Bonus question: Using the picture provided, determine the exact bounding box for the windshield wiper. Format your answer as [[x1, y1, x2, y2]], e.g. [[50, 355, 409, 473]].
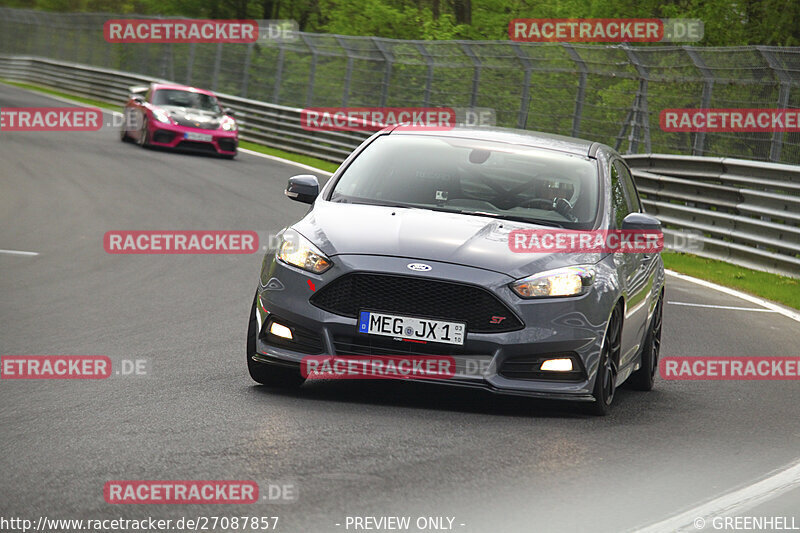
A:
[[331, 197, 413, 209], [456, 210, 565, 228]]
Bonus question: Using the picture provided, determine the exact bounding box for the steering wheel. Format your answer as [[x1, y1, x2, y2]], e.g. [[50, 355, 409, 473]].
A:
[[519, 197, 579, 223]]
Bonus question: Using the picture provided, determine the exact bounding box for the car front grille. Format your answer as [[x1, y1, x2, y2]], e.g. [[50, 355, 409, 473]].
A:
[[311, 273, 523, 333], [176, 141, 217, 153], [332, 334, 484, 356]]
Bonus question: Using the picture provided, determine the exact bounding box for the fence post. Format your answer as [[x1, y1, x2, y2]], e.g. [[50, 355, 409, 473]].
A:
[[460, 42, 481, 108], [335, 36, 354, 107], [211, 42, 222, 92], [240, 41, 254, 98], [185, 42, 195, 85], [511, 43, 532, 129], [621, 44, 651, 154], [272, 40, 285, 104], [562, 43, 588, 138], [371, 37, 393, 107], [684, 46, 714, 156], [415, 43, 434, 107], [758, 46, 790, 163], [301, 34, 317, 106]]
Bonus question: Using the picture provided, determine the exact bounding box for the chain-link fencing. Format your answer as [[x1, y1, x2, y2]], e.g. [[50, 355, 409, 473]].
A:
[[1, 7, 800, 164]]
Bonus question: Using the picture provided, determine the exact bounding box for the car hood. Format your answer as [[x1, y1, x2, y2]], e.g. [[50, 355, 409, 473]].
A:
[[158, 106, 223, 129], [292, 202, 602, 279]]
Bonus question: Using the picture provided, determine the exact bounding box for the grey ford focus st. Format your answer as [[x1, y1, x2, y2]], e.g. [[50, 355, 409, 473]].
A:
[[247, 126, 665, 415]]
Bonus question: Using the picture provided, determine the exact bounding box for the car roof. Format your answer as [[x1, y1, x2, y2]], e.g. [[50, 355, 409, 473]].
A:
[[150, 83, 216, 97], [389, 125, 605, 158]]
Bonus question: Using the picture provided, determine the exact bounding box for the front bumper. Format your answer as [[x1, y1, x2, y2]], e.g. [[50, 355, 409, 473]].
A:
[[146, 120, 238, 155], [254, 253, 613, 401]]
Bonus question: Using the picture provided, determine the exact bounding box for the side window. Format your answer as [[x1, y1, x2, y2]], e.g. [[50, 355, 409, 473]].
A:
[[609, 162, 630, 229], [614, 160, 642, 213]]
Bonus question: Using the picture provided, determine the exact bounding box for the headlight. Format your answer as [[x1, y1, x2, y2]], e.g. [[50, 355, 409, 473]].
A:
[[277, 231, 332, 274], [510, 266, 595, 298], [151, 107, 171, 124], [220, 116, 237, 131]]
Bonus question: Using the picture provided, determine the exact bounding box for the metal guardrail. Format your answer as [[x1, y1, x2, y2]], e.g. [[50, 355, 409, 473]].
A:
[[1, 55, 798, 278], [627, 155, 800, 278]]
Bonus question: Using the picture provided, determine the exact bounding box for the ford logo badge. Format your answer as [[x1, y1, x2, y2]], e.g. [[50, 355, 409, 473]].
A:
[[407, 263, 432, 272]]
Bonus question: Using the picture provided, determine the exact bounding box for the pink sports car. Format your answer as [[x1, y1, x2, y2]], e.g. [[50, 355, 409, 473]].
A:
[[121, 83, 238, 158]]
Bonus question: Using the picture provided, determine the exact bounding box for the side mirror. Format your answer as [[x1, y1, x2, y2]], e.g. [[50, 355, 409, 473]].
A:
[[131, 94, 145, 104], [621, 212, 661, 231], [223, 107, 236, 116], [285, 174, 319, 204]]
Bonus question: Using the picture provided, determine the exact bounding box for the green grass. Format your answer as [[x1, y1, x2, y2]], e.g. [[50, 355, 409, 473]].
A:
[[238, 141, 340, 173], [663, 252, 800, 310], [1, 78, 342, 173]]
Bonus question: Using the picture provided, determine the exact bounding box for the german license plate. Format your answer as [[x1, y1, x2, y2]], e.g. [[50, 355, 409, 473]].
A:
[[358, 311, 465, 345], [184, 132, 213, 141]]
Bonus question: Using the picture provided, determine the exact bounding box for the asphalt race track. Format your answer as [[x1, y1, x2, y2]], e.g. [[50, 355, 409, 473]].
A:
[[2, 83, 799, 533]]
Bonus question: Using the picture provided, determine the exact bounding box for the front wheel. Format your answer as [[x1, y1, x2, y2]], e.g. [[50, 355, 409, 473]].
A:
[[137, 117, 150, 148], [246, 293, 305, 388], [628, 293, 663, 391], [585, 304, 622, 416]]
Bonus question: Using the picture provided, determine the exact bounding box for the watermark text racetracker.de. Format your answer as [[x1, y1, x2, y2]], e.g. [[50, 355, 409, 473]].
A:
[[103, 19, 299, 43], [0, 107, 102, 131], [660, 357, 800, 380], [0, 108, 150, 132], [104, 480, 297, 504], [300, 107, 496, 132], [661, 108, 800, 132], [509, 18, 703, 42], [0, 356, 148, 379], [509, 229, 664, 254], [104, 231, 259, 254]]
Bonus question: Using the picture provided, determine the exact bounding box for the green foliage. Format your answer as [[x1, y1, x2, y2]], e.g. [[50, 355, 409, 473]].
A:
[[3, 0, 799, 45]]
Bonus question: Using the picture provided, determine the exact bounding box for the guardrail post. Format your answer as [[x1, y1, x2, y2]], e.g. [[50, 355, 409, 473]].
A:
[[334, 37, 355, 107], [372, 37, 393, 107], [758, 47, 791, 163], [415, 43, 434, 107], [684, 46, 714, 156], [460, 42, 481, 108], [562, 43, 588, 138], [511, 43, 532, 129]]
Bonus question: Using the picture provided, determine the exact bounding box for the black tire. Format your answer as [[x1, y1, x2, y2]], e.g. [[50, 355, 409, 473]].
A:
[[137, 117, 149, 148], [120, 123, 130, 142], [585, 304, 622, 416], [246, 293, 305, 388], [628, 293, 663, 391]]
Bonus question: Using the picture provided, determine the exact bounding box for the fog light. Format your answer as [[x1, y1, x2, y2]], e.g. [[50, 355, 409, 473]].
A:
[[269, 322, 293, 340], [540, 358, 573, 372]]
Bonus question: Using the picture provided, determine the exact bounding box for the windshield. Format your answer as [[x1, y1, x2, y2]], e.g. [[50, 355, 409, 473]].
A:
[[151, 89, 221, 112], [330, 134, 599, 229]]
